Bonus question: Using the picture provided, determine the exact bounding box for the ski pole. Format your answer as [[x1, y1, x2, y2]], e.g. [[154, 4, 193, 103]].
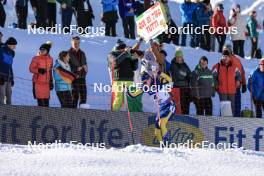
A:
[[123, 86, 135, 145], [152, 66, 163, 141]]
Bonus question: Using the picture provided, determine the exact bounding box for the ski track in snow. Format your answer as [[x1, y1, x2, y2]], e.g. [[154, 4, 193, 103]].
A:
[[0, 144, 264, 176]]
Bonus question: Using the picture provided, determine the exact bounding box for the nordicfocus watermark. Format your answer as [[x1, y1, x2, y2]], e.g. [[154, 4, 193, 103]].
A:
[[27, 140, 106, 150], [28, 24, 105, 36], [165, 24, 238, 35], [160, 140, 239, 150], [93, 82, 172, 93]]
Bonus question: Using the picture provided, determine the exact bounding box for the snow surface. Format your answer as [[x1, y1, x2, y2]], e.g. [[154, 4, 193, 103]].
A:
[[0, 144, 264, 176]]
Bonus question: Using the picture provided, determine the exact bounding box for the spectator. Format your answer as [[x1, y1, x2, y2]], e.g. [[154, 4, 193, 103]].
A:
[[47, 0, 56, 29], [73, 0, 94, 32], [53, 51, 76, 108], [101, 0, 119, 37], [194, 0, 213, 51], [228, 4, 247, 58], [157, 0, 179, 46], [170, 48, 192, 115], [191, 56, 214, 116], [248, 58, 264, 118], [179, 0, 198, 47], [68, 36, 88, 108], [247, 11, 260, 58], [0, 0, 6, 27], [15, 0, 35, 29], [29, 43, 53, 107], [212, 3, 227, 53], [223, 44, 247, 117], [0, 37, 17, 105], [108, 39, 140, 111], [212, 49, 241, 116], [31, 0, 48, 28], [56, 0, 74, 33], [118, 0, 136, 39]]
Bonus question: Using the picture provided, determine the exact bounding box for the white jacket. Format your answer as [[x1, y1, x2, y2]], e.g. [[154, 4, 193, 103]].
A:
[[228, 13, 248, 41]]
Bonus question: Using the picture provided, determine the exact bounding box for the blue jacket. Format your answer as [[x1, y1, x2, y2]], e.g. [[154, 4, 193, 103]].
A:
[[53, 60, 73, 92], [101, 0, 118, 13], [194, 2, 213, 26], [180, 2, 197, 24], [118, 0, 135, 18], [0, 44, 15, 82], [248, 68, 264, 101]]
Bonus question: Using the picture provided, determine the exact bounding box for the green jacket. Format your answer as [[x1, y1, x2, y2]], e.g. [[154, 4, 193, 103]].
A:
[[247, 17, 259, 38], [191, 65, 215, 98]]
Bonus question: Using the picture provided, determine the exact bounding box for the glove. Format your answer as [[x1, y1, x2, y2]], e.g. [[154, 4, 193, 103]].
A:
[[0, 78, 4, 85], [38, 68, 46, 75], [242, 84, 247, 93]]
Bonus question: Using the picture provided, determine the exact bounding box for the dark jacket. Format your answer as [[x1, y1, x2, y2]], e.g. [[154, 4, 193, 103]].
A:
[[0, 44, 15, 82], [73, 0, 94, 27], [248, 67, 264, 102], [194, 2, 213, 26], [108, 50, 138, 81], [118, 0, 135, 18], [56, 0, 72, 7], [134, 0, 144, 17], [191, 65, 215, 98], [170, 58, 191, 88], [15, 0, 28, 6], [68, 48, 87, 79]]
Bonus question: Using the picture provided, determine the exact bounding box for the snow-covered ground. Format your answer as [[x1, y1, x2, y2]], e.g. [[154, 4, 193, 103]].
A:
[[0, 144, 264, 176]]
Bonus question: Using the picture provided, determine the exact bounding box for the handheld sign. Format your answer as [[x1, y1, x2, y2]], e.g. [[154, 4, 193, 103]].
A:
[[136, 2, 168, 42]]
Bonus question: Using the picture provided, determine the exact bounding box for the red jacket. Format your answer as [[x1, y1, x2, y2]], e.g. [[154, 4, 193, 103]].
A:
[[212, 59, 241, 95], [211, 10, 227, 34], [29, 54, 53, 99]]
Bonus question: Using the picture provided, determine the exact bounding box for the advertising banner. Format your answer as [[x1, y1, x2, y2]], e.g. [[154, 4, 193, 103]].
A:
[[1, 106, 264, 151]]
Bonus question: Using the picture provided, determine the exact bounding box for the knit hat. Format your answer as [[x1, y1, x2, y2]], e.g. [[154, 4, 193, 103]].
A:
[[217, 3, 224, 10], [115, 39, 126, 50], [39, 43, 51, 53], [259, 58, 264, 65], [200, 56, 208, 63], [5, 37, 17, 45], [222, 49, 231, 56], [223, 44, 233, 54], [175, 48, 183, 58]]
